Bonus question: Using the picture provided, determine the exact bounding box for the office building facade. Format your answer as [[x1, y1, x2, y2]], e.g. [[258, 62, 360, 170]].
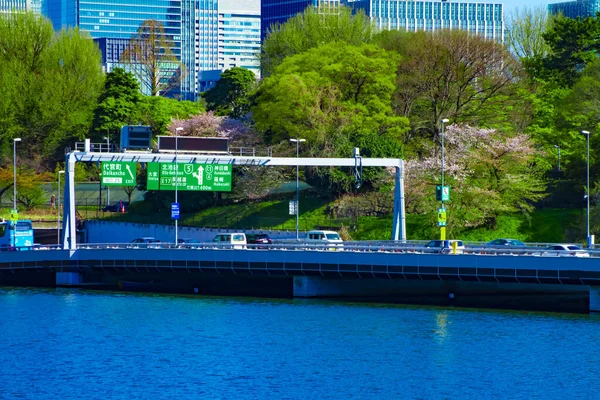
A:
[[548, 0, 600, 19], [45, 0, 260, 99], [1, 0, 41, 13], [366, 1, 503, 41], [262, 0, 504, 42]]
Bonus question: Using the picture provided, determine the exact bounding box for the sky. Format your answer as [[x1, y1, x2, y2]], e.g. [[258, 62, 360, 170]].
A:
[[502, 0, 552, 15]]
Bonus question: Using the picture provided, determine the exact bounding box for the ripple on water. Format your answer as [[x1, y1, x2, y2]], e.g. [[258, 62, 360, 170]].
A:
[[1, 288, 600, 399]]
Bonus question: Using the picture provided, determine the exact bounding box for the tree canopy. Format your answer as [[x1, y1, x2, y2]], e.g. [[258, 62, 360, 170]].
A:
[[0, 12, 104, 167], [261, 5, 374, 75], [204, 67, 256, 118]]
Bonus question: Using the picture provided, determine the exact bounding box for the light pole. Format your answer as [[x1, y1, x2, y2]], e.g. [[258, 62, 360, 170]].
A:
[[13, 138, 21, 212], [175, 127, 183, 245], [58, 170, 64, 246], [290, 137, 306, 240], [582, 130, 591, 247], [554, 145, 561, 172], [104, 136, 110, 205], [440, 119, 449, 240]]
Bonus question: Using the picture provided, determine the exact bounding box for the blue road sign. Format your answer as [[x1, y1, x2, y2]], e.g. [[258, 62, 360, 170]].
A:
[[171, 202, 180, 220]]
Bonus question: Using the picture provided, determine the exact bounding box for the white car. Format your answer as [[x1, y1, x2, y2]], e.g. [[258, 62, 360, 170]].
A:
[[540, 244, 590, 258]]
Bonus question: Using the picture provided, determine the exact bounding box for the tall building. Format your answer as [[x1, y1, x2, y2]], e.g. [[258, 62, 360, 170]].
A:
[[262, 0, 504, 42], [1, 0, 41, 13], [548, 0, 600, 19], [261, 0, 341, 40], [366, 1, 503, 41], [199, 0, 260, 92], [44, 0, 261, 99]]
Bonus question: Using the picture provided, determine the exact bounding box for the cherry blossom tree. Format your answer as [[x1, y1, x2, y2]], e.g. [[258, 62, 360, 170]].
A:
[[405, 124, 547, 232]]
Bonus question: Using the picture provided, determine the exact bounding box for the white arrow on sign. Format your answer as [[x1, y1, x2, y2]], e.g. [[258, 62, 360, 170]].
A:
[[192, 166, 204, 185], [125, 164, 135, 180]]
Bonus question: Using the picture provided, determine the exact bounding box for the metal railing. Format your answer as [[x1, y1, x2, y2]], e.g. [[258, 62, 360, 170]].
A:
[[16, 240, 600, 258]]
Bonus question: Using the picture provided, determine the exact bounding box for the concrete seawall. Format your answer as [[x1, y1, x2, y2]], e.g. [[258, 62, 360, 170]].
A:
[[2, 247, 599, 313]]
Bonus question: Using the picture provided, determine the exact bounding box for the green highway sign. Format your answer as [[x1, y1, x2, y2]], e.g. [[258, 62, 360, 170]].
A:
[[147, 163, 232, 192], [102, 162, 137, 187]]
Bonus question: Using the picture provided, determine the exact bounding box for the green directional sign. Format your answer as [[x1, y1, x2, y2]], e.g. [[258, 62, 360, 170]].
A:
[[101, 162, 137, 187], [147, 163, 232, 192]]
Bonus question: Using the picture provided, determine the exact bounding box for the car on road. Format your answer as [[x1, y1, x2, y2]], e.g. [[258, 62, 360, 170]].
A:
[[247, 233, 273, 248], [540, 244, 590, 258], [129, 237, 161, 249], [212, 233, 247, 249], [485, 238, 529, 254], [102, 201, 129, 212], [424, 240, 465, 254], [177, 238, 201, 248]]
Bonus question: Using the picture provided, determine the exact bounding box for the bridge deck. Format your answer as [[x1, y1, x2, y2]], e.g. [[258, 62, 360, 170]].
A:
[[2, 248, 600, 287]]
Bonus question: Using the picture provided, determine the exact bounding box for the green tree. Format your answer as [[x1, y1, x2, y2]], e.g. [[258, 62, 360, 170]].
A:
[[506, 6, 551, 76], [204, 67, 256, 118], [253, 43, 407, 192], [376, 29, 524, 150], [406, 125, 547, 234], [542, 13, 600, 86], [92, 68, 142, 142], [0, 12, 104, 167], [137, 96, 205, 136], [261, 5, 374, 75]]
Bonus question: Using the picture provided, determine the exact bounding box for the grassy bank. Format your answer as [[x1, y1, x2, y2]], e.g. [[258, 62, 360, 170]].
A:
[[3, 193, 583, 243], [100, 194, 583, 243]]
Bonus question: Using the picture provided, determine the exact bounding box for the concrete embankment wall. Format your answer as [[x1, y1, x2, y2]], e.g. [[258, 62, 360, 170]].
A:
[[84, 220, 297, 243]]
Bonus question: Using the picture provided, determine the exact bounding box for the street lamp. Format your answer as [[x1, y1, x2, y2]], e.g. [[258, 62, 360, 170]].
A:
[[554, 145, 561, 172], [104, 136, 111, 205], [582, 130, 591, 247], [58, 170, 65, 246], [290, 137, 306, 240], [175, 127, 183, 245], [13, 138, 21, 212], [440, 119, 450, 240]]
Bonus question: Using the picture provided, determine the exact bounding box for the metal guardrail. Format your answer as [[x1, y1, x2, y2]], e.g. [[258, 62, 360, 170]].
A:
[[16, 241, 600, 258]]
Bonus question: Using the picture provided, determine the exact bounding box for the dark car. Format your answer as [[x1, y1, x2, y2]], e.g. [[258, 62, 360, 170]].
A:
[[424, 240, 465, 254], [247, 234, 273, 248], [102, 201, 129, 212], [177, 238, 201, 248], [485, 238, 528, 255]]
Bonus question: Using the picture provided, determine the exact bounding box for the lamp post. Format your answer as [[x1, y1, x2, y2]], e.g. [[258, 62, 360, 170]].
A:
[[13, 138, 21, 212], [582, 130, 591, 247], [175, 127, 183, 245], [290, 137, 306, 240], [554, 145, 561, 172], [104, 136, 110, 205], [58, 170, 65, 246], [440, 119, 450, 240]]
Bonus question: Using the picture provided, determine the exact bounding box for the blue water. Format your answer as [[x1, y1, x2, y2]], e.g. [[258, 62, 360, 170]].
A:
[[1, 288, 600, 399]]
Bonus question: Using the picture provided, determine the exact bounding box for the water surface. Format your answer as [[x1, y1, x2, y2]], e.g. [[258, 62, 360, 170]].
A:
[[1, 288, 599, 399]]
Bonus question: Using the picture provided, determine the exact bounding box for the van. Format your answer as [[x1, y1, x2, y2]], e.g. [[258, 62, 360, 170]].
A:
[[305, 230, 343, 250], [213, 232, 247, 249]]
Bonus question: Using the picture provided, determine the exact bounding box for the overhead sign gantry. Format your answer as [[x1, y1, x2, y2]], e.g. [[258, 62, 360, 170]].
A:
[[62, 143, 406, 249]]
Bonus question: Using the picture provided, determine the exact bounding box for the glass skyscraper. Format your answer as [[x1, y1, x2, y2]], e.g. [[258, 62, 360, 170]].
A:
[[367, 1, 503, 41], [44, 0, 261, 99], [1, 0, 41, 13], [262, 0, 504, 42], [548, 0, 600, 19]]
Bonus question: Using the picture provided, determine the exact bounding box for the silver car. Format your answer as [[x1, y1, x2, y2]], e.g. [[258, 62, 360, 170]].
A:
[[540, 244, 590, 258]]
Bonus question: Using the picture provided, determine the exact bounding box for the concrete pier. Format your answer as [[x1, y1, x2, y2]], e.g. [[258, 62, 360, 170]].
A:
[[589, 287, 600, 312], [56, 272, 81, 286]]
